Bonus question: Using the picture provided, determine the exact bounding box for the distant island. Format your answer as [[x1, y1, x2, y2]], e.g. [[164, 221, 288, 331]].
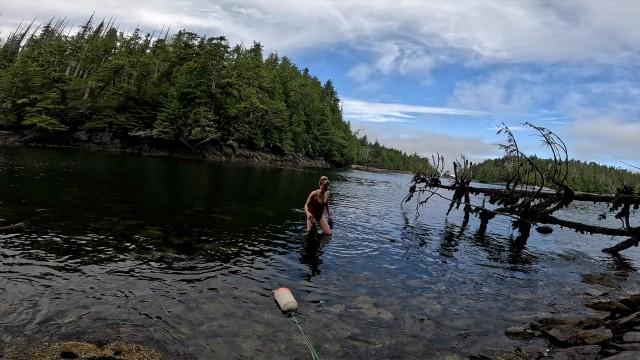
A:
[[0, 17, 428, 172]]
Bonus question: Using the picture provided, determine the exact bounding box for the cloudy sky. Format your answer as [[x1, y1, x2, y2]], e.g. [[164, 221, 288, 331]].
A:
[[2, 1, 639, 169]]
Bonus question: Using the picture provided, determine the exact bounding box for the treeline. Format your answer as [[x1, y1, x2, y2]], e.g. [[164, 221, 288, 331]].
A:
[[472, 157, 640, 194], [354, 135, 429, 172], [0, 17, 429, 171]]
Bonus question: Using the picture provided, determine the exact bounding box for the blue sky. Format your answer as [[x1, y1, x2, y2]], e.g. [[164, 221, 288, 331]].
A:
[[2, 1, 639, 169]]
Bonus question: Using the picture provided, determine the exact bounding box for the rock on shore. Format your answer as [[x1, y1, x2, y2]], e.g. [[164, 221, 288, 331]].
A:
[[500, 271, 640, 359]]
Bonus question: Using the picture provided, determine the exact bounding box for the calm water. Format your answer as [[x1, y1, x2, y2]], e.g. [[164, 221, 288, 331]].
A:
[[1, 146, 639, 359]]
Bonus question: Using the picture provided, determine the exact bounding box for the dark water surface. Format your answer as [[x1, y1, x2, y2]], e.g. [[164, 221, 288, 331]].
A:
[[1, 147, 640, 359]]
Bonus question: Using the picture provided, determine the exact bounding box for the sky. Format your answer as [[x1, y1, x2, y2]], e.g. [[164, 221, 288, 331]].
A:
[[1, 1, 639, 170]]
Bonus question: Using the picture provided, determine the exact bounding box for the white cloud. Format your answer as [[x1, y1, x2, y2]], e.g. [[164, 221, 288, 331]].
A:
[[3, 1, 640, 76], [354, 124, 499, 168], [3, 1, 640, 167], [449, 70, 548, 115], [342, 98, 487, 123], [564, 118, 640, 163], [346, 63, 376, 83], [486, 125, 529, 132]]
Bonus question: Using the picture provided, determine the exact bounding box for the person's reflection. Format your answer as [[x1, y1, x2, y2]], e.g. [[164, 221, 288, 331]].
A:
[[299, 231, 332, 280]]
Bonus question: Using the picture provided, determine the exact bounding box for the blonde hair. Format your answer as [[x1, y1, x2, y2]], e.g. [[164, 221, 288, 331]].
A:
[[319, 176, 330, 187]]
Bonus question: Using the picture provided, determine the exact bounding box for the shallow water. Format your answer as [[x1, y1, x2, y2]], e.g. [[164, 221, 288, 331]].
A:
[[1, 146, 639, 359]]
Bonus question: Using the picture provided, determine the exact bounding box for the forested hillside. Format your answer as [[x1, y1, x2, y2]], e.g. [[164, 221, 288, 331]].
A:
[[353, 136, 429, 172], [0, 18, 428, 171], [472, 157, 640, 194]]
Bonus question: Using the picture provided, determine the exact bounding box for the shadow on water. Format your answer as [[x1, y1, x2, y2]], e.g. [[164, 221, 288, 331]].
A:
[[299, 231, 332, 280]]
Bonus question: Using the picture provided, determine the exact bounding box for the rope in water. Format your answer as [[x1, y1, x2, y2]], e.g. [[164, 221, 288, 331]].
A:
[[290, 314, 321, 360], [271, 279, 321, 360]]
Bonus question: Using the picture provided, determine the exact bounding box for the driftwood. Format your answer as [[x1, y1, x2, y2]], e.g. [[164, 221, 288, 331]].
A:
[[436, 183, 640, 204], [602, 237, 640, 254], [404, 123, 639, 254]]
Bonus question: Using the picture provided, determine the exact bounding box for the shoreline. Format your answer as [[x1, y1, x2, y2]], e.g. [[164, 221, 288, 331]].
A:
[[349, 164, 415, 174], [0, 130, 331, 169]]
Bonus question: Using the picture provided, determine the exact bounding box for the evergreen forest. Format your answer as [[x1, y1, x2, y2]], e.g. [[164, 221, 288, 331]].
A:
[[0, 17, 428, 171], [472, 157, 640, 194]]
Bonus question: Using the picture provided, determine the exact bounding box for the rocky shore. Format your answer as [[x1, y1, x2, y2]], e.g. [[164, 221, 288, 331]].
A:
[[0, 129, 331, 168], [495, 272, 640, 360]]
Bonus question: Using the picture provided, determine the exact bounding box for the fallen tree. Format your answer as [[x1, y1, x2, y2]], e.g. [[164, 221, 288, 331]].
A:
[[403, 122, 639, 254]]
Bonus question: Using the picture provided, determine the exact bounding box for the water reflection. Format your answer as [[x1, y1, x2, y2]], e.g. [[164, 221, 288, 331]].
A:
[[440, 221, 461, 259], [2, 147, 639, 358], [299, 232, 332, 280], [607, 253, 637, 272]]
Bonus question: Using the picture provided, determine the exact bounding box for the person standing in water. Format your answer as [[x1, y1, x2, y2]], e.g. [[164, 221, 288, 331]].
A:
[[304, 176, 332, 235]]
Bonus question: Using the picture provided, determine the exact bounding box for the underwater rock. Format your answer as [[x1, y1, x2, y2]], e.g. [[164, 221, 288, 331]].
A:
[[622, 332, 640, 343], [535, 225, 553, 234], [552, 345, 600, 360], [505, 325, 537, 339], [615, 311, 640, 329], [25, 341, 162, 360], [585, 299, 631, 314], [618, 293, 640, 310], [544, 325, 580, 347], [582, 274, 618, 289], [576, 326, 612, 345], [602, 351, 640, 360]]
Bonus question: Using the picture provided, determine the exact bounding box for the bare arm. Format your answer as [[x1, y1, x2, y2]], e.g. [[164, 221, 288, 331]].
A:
[[324, 191, 331, 218]]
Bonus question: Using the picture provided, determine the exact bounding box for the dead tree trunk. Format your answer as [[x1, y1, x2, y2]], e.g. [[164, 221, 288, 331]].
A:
[[404, 122, 639, 254]]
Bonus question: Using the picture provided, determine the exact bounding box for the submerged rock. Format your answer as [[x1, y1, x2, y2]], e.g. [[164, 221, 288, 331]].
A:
[[622, 332, 640, 343], [494, 346, 549, 360], [25, 341, 162, 360], [582, 274, 619, 288], [505, 325, 537, 339], [619, 293, 640, 310], [603, 351, 640, 359], [552, 345, 600, 360], [577, 326, 612, 344], [535, 225, 553, 234], [612, 342, 640, 351], [615, 311, 640, 329], [544, 325, 580, 347], [536, 314, 606, 331], [585, 299, 631, 314], [352, 295, 394, 320]]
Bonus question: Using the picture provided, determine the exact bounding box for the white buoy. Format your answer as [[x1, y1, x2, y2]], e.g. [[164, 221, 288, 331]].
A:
[[274, 287, 298, 312]]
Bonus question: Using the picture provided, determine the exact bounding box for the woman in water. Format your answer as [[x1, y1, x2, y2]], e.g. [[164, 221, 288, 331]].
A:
[[304, 176, 332, 235]]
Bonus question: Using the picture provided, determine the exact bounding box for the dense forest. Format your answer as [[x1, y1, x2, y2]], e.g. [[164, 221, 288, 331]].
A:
[[353, 135, 430, 172], [472, 157, 640, 194], [0, 17, 428, 171]]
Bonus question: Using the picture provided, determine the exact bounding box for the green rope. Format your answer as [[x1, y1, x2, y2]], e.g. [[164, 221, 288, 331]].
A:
[[271, 278, 321, 359], [290, 314, 321, 360]]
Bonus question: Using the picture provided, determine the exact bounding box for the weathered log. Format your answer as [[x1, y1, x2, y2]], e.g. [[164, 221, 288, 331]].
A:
[[407, 125, 639, 254], [540, 215, 640, 237], [431, 184, 640, 204], [414, 184, 640, 248], [603, 237, 640, 254]]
